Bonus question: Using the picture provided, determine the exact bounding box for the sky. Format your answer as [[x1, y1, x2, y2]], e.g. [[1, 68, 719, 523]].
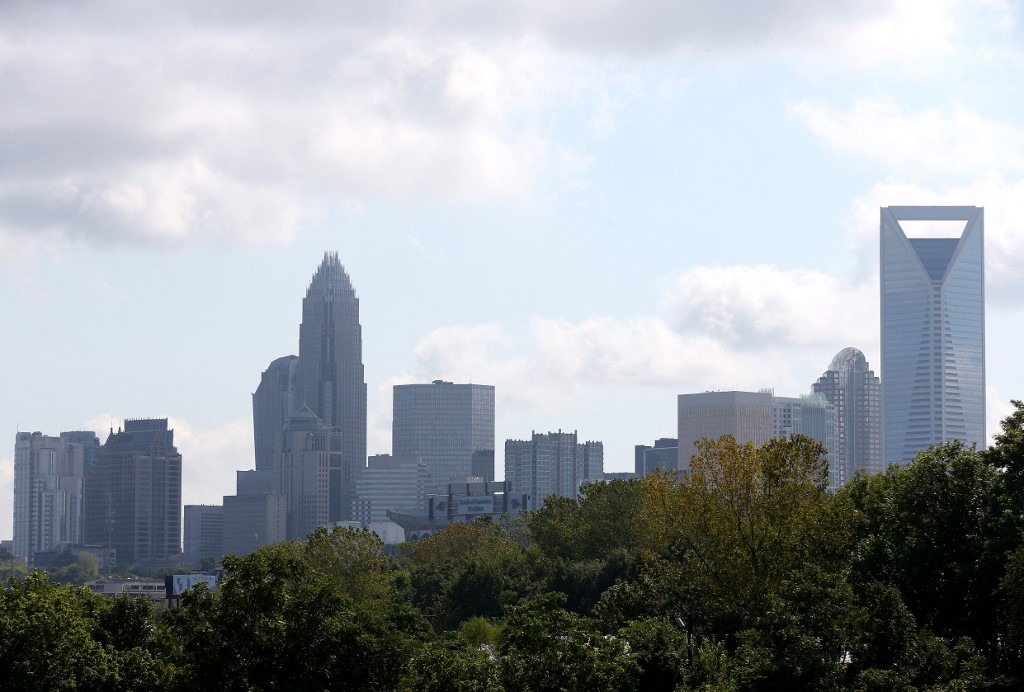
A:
[[2, 1, 1023, 540]]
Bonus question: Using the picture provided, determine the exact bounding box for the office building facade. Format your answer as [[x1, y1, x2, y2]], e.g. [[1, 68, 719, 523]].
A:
[[13, 432, 86, 562], [392, 381, 495, 488], [634, 437, 679, 477], [83, 419, 182, 566], [222, 471, 286, 558], [881, 206, 985, 465], [351, 454, 433, 523], [183, 504, 224, 565], [504, 431, 603, 510], [296, 252, 366, 509], [812, 347, 883, 488], [677, 391, 774, 469]]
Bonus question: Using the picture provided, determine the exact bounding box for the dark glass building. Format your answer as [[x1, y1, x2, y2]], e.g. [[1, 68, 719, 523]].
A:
[[252, 355, 299, 472], [880, 206, 985, 465], [83, 419, 182, 566]]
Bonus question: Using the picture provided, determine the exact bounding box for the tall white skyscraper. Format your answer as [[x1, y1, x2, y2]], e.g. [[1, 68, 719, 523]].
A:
[[13, 432, 86, 563], [880, 206, 985, 465]]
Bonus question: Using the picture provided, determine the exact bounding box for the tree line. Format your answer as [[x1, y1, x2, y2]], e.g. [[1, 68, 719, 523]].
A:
[[3, 400, 1024, 690]]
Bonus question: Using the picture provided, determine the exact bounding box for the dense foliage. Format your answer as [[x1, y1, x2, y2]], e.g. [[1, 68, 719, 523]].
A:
[[4, 400, 1024, 690]]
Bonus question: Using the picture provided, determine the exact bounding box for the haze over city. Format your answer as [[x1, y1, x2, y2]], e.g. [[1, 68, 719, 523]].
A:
[[2, 1, 1023, 539]]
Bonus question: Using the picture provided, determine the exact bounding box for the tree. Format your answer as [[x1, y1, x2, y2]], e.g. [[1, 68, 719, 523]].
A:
[[841, 442, 1003, 653], [641, 435, 847, 632], [498, 592, 637, 691]]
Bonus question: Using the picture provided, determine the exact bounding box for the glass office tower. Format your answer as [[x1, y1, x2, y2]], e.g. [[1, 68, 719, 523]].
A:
[[880, 206, 985, 465]]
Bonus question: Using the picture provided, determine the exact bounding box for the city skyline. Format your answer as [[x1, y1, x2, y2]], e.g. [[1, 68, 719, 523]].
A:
[[2, 3, 1022, 539]]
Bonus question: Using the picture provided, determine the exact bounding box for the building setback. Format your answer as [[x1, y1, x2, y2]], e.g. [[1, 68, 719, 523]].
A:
[[83, 419, 182, 566], [13, 432, 86, 563], [392, 380, 495, 490], [812, 347, 883, 488], [295, 252, 366, 519], [504, 431, 603, 511], [880, 206, 986, 464]]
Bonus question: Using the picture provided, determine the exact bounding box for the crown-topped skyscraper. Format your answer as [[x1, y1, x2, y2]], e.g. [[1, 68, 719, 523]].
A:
[[295, 252, 367, 519]]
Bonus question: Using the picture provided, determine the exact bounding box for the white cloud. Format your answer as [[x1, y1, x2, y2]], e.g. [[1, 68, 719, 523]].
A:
[[842, 178, 1024, 302], [410, 264, 879, 416], [789, 98, 1024, 178], [0, 0, 1000, 258]]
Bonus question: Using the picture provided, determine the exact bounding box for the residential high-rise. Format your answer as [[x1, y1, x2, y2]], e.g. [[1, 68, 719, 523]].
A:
[[677, 391, 774, 469], [812, 347, 883, 488], [83, 419, 182, 566], [252, 355, 299, 472], [274, 404, 344, 540], [881, 206, 985, 465], [13, 432, 86, 563], [392, 381, 495, 489], [296, 252, 366, 515], [504, 431, 603, 510]]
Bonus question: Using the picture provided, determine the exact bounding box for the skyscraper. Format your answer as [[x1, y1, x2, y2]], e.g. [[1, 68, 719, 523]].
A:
[[252, 355, 299, 472], [13, 432, 86, 562], [677, 390, 837, 475], [296, 252, 366, 512], [812, 347, 882, 488], [504, 430, 603, 510], [83, 419, 182, 566], [880, 206, 985, 465], [677, 391, 774, 469], [392, 381, 495, 488]]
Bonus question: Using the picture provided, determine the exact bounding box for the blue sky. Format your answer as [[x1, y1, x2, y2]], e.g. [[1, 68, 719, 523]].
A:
[[2, 0, 1022, 539]]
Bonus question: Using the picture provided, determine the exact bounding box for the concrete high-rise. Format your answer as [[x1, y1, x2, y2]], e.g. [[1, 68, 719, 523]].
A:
[[677, 391, 774, 469], [504, 431, 603, 510], [253, 355, 299, 472], [392, 381, 495, 488], [678, 390, 837, 475], [296, 252, 366, 512], [83, 419, 182, 566], [812, 347, 882, 488], [881, 206, 985, 465], [13, 432, 87, 563]]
